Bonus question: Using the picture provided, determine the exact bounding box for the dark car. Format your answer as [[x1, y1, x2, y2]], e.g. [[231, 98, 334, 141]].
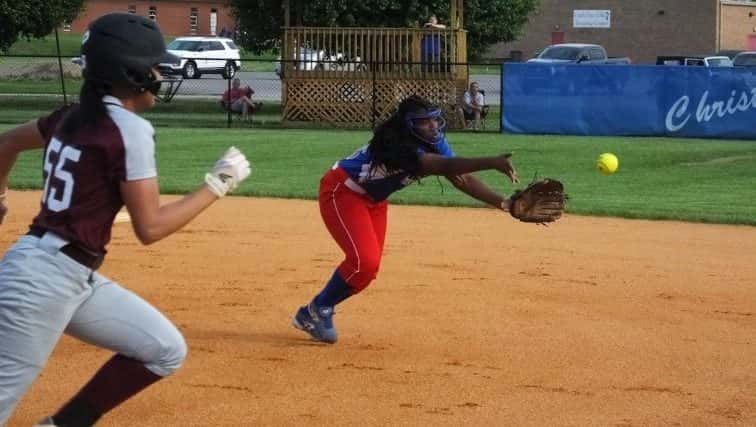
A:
[[527, 43, 630, 64], [717, 49, 745, 60], [733, 51, 756, 66]]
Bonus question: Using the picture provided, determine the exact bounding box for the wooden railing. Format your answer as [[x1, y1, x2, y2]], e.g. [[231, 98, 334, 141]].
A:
[[281, 26, 467, 80]]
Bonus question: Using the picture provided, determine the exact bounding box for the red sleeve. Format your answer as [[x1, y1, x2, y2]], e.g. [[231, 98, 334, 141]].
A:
[[222, 90, 230, 102], [36, 105, 75, 142]]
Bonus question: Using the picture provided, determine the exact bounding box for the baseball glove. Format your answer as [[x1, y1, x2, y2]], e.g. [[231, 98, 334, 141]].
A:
[[508, 178, 566, 224]]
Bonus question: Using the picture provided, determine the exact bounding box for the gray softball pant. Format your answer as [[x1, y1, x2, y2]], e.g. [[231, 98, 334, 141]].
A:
[[0, 233, 187, 424]]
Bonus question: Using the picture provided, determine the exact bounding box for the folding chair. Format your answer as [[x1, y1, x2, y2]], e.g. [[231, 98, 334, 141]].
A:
[[463, 90, 489, 130]]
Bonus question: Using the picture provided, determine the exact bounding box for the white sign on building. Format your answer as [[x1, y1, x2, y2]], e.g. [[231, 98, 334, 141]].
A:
[[573, 10, 611, 28]]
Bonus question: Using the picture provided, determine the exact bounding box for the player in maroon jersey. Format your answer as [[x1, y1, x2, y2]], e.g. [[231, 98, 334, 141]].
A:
[[0, 14, 250, 426]]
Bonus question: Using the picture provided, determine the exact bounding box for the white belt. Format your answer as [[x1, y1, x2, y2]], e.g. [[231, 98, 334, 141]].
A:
[[344, 178, 367, 195], [332, 164, 367, 195]]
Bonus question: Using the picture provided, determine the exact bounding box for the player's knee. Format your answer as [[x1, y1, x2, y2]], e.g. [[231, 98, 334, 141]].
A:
[[162, 334, 188, 374], [145, 333, 188, 376], [349, 256, 380, 291]]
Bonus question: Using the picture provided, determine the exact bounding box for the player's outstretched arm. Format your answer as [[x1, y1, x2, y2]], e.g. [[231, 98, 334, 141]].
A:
[[418, 152, 519, 183], [446, 173, 511, 212], [0, 120, 46, 224], [120, 146, 251, 245]]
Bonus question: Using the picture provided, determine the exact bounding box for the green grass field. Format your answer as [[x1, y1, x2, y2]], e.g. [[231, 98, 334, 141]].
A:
[[2, 123, 755, 225], [0, 95, 284, 128], [4, 33, 83, 56], [0, 94, 504, 130], [0, 78, 83, 95], [2, 34, 754, 225]]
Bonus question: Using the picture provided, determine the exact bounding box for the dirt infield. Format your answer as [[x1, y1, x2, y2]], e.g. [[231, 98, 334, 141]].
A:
[[3, 190, 756, 427]]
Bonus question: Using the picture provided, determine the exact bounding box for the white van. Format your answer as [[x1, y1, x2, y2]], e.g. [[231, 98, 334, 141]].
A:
[[160, 37, 241, 79]]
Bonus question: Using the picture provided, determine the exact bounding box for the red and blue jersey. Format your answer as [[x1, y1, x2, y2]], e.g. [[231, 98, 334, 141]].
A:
[[32, 95, 157, 254], [335, 136, 454, 202]]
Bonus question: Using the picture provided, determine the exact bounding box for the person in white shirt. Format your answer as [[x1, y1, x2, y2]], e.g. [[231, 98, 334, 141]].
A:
[[457, 81, 487, 130]]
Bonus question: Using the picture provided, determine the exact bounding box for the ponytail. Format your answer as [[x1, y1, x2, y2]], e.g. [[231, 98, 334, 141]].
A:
[[367, 115, 423, 178], [60, 80, 109, 139], [368, 111, 440, 179]]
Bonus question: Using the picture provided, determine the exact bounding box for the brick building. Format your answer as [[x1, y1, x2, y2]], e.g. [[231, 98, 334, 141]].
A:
[[68, 0, 236, 37], [489, 0, 756, 64]]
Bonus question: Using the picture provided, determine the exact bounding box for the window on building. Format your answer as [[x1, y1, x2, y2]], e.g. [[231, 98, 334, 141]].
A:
[[62, 21, 72, 32], [190, 8, 199, 34], [210, 8, 218, 36], [148, 6, 157, 21], [128, 5, 136, 14]]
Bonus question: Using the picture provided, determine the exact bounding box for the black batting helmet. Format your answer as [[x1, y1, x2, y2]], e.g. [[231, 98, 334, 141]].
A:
[[81, 13, 179, 95]]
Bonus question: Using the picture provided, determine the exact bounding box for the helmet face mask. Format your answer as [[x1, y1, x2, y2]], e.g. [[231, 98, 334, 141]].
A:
[[402, 102, 446, 145], [151, 74, 183, 103], [121, 67, 181, 102]]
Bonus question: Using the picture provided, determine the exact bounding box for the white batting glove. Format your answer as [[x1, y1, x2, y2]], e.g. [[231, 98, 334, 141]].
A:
[[204, 147, 251, 198]]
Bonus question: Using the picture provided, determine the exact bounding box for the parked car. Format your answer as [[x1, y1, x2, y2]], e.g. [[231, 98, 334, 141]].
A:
[[656, 55, 733, 67], [701, 56, 734, 67], [274, 48, 366, 78], [275, 47, 326, 77], [717, 49, 746, 60], [160, 36, 241, 79], [527, 43, 631, 64], [733, 51, 756, 66]]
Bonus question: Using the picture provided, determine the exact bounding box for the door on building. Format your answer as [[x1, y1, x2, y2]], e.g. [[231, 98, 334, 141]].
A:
[[210, 9, 217, 36], [748, 34, 756, 50], [551, 32, 565, 44]]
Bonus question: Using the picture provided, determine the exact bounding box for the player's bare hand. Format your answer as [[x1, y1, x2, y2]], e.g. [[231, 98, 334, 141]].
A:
[[495, 153, 519, 184]]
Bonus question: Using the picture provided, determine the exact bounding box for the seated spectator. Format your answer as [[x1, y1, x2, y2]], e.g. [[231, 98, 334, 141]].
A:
[[221, 78, 262, 121], [456, 81, 488, 130]]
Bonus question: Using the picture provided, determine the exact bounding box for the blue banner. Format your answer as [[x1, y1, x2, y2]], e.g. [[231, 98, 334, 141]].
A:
[[502, 63, 756, 139]]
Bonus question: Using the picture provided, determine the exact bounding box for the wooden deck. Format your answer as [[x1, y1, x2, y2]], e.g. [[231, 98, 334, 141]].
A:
[[281, 27, 468, 127]]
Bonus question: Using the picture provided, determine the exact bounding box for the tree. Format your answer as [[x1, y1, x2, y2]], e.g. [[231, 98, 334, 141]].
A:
[[230, 0, 538, 60], [0, 0, 85, 52]]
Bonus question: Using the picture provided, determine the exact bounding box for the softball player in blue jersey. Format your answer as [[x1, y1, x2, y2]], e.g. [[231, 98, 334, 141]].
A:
[[293, 95, 520, 343], [0, 14, 250, 426]]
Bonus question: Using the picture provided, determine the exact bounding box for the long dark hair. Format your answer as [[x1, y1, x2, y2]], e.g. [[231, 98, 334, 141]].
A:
[[60, 80, 109, 139], [367, 95, 441, 178]]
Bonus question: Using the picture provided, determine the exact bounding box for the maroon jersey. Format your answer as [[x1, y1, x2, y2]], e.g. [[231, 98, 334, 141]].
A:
[[32, 95, 157, 254]]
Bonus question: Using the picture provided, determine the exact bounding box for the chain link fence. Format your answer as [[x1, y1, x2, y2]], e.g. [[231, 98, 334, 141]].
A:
[[0, 54, 503, 131]]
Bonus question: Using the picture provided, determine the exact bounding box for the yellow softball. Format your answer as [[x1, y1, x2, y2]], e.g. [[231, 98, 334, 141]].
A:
[[596, 153, 619, 175]]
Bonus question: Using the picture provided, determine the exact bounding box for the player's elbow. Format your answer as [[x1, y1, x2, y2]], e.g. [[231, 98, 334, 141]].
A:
[[446, 173, 469, 189], [132, 225, 164, 246], [134, 231, 159, 246]]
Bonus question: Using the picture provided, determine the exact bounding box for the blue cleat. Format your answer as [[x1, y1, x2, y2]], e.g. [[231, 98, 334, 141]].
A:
[[292, 303, 337, 343]]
